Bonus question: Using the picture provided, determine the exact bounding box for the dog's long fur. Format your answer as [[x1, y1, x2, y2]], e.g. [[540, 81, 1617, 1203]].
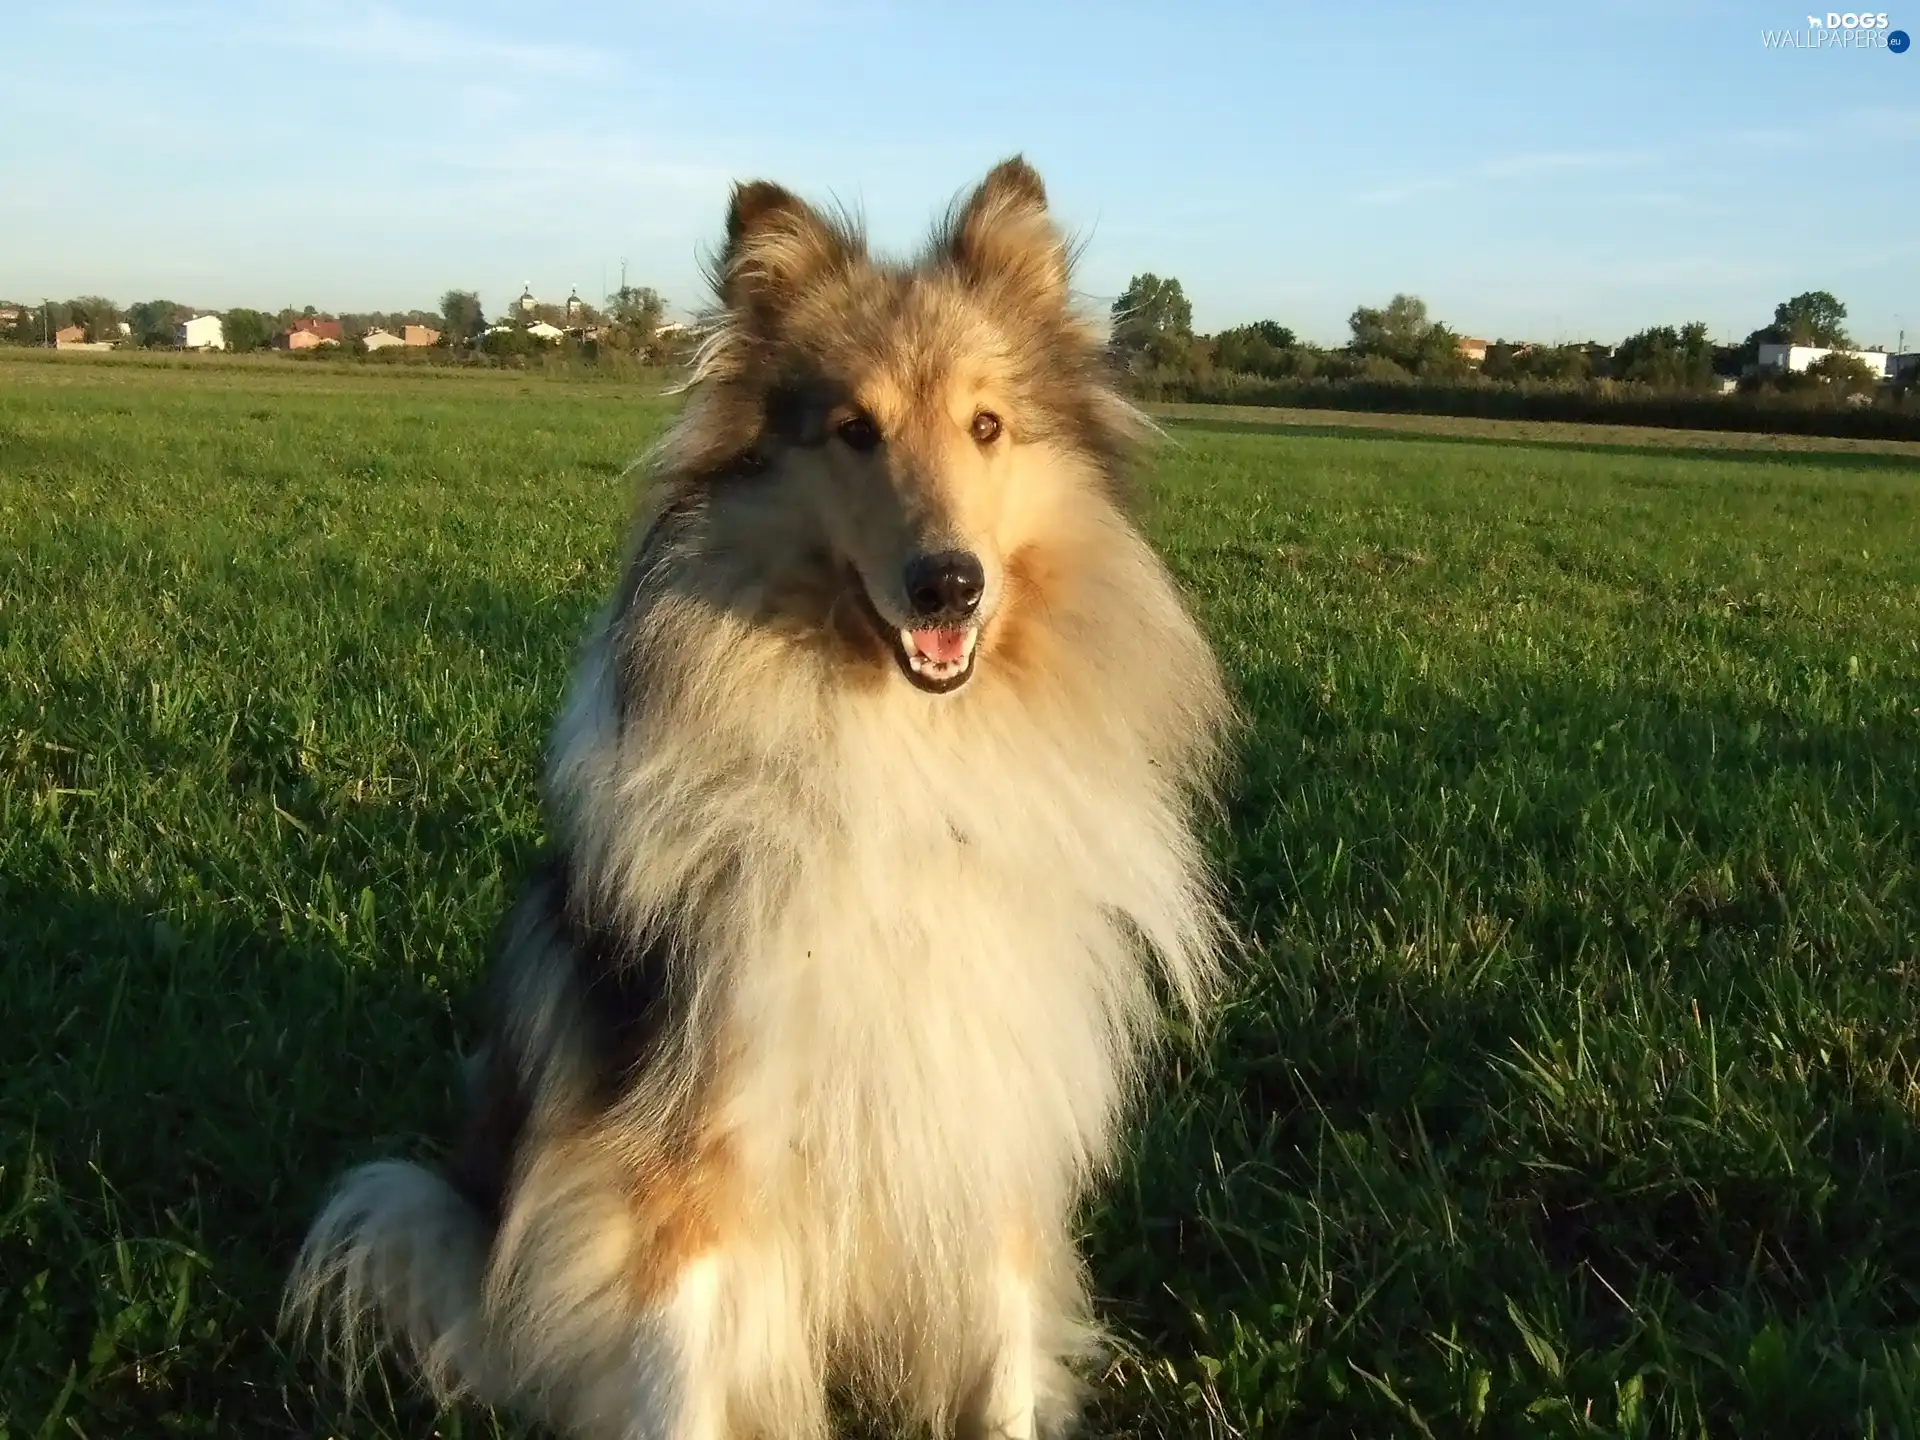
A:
[[286, 156, 1234, 1439]]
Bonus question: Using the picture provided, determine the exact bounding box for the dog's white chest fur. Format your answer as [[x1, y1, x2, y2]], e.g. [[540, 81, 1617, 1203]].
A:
[[723, 775, 1141, 1207], [745, 705, 1163, 1178]]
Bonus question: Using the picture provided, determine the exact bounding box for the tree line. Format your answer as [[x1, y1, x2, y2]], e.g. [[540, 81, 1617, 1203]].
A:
[[0, 285, 686, 365], [1108, 279, 1916, 438], [8, 273, 1909, 438], [1110, 279, 1890, 393]]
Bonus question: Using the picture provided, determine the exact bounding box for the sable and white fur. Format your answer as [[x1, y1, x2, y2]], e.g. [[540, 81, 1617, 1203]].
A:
[[286, 156, 1234, 1439]]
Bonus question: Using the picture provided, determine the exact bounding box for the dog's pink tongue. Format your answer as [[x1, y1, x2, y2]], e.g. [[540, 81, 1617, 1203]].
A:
[[911, 628, 970, 664]]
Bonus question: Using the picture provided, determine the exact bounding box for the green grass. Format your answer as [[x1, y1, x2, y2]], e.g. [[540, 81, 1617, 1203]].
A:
[[4, 351, 1919, 1438]]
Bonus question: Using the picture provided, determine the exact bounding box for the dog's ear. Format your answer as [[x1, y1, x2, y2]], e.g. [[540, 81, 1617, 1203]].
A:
[[715, 179, 858, 319], [941, 156, 1069, 308]]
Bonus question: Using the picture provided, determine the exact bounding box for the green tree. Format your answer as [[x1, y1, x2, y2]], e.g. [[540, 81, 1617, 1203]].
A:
[[1536, 341, 1597, 380], [125, 299, 183, 348], [1245, 319, 1295, 350], [66, 295, 122, 343], [1494, 342, 1596, 385], [1614, 322, 1717, 391], [1112, 274, 1193, 347], [440, 289, 487, 348], [601, 283, 665, 356], [1804, 350, 1878, 396], [1348, 294, 1432, 366], [1212, 321, 1298, 379], [1348, 295, 1472, 379], [1411, 321, 1471, 379], [1770, 290, 1849, 347], [223, 308, 276, 353], [0, 303, 43, 344], [1352, 353, 1413, 382], [481, 325, 541, 359], [1109, 274, 1196, 374], [35, 300, 73, 340]]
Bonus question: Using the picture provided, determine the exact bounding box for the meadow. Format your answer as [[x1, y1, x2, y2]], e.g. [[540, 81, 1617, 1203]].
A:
[[4, 349, 1920, 1438]]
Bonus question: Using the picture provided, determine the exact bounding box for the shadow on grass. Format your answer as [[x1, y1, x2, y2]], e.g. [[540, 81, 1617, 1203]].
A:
[[0, 547, 601, 1437], [1160, 414, 1920, 476], [0, 872, 512, 1437], [1084, 660, 1920, 1435]]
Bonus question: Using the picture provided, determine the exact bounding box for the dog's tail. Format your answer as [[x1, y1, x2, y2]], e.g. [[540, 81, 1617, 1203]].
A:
[[282, 1160, 498, 1403]]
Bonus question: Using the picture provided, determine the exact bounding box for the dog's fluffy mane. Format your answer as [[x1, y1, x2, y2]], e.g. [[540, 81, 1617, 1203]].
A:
[[287, 156, 1236, 1439]]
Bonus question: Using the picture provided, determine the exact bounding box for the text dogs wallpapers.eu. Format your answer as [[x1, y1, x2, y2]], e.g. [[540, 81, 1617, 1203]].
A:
[[286, 156, 1236, 1440]]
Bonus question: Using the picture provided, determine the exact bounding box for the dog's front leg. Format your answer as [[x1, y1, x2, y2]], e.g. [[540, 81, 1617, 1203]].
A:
[[958, 1259, 1039, 1440], [594, 1242, 824, 1440], [491, 1162, 738, 1440], [605, 1252, 731, 1440]]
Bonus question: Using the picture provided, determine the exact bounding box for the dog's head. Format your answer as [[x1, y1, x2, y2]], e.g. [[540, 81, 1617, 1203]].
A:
[[671, 157, 1140, 697]]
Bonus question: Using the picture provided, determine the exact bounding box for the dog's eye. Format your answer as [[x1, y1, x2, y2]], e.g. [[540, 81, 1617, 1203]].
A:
[[836, 414, 882, 452], [970, 410, 1003, 445]]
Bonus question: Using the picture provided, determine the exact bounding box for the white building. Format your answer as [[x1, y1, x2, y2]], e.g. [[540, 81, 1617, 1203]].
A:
[[176, 314, 226, 350], [526, 319, 565, 341], [1756, 342, 1891, 379], [361, 327, 405, 351]]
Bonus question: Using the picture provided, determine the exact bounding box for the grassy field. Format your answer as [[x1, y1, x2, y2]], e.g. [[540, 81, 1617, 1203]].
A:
[[4, 350, 1920, 1438]]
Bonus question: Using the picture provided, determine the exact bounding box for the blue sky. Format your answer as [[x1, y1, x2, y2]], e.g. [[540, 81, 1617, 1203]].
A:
[[3, 0, 1915, 347]]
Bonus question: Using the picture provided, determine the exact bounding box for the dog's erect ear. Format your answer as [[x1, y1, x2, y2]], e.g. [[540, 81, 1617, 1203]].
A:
[[942, 156, 1069, 307], [716, 179, 857, 318]]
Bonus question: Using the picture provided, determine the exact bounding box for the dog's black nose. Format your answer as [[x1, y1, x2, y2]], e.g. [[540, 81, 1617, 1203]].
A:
[[903, 551, 985, 619]]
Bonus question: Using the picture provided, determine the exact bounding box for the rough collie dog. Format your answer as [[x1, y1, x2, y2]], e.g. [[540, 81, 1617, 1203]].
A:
[[286, 156, 1233, 1439]]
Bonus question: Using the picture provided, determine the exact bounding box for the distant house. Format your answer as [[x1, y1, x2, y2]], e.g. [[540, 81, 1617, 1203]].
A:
[[1716, 376, 1740, 395], [402, 323, 441, 347], [1757, 342, 1892, 380], [526, 319, 565, 342], [655, 321, 692, 338], [1455, 336, 1490, 365], [54, 322, 117, 352], [1893, 353, 1920, 382], [361, 327, 405, 351], [0, 305, 21, 323], [176, 314, 226, 350], [279, 316, 344, 350]]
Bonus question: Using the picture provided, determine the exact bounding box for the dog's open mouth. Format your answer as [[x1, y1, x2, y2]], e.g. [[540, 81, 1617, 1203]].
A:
[[848, 570, 980, 694], [896, 624, 978, 691]]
